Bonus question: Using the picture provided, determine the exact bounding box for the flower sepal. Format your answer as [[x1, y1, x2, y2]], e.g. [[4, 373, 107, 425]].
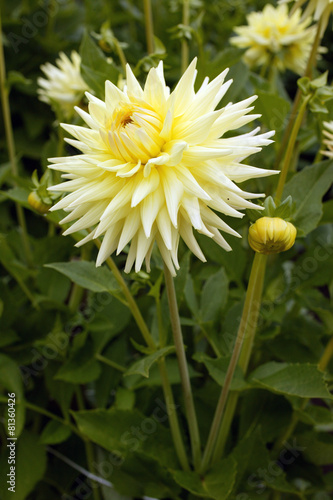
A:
[[247, 195, 294, 222], [298, 72, 333, 114]]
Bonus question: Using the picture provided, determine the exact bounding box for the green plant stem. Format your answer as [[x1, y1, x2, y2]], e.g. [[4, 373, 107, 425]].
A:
[[158, 358, 191, 471], [0, 11, 32, 267], [95, 353, 126, 372], [154, 284, 190, 470], [273, 335, 333, 456], [273, 16, 324, 173], [95, 241, 189, 470], [164, 264, 201, 470], [93, 238, 156, 350], [0, 396, 81, 437], [68, 283, 84, 314], [200, 253, 267, 473], [181, 0, 190, 74], [318, 335, 333, 372], [275, 95, 310, 203], [76, 388, 101, 500], [114, 38, 127, 74], [143, 0, 155, 54]]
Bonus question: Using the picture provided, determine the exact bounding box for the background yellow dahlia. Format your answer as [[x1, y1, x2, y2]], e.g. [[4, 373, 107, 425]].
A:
[[280, 0, 333, 23], [231, 4, 316, 74], [49, 59, 275, 275], [38, 51, 90, 119]]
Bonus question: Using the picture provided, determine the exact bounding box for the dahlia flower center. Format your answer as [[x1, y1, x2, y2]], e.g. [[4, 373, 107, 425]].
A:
[[106, 102, 165, 169]]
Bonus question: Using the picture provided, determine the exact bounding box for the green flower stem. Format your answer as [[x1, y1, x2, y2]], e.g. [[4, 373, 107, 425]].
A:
[[200, 253, 267, 473], [273, 335, 333, 456], [0, 395, 81, 437], [143, 0, 155, 54], [114, 38, 128, 74], [154, 285, 190, 470], [68, 283, 85, 314], [68, 246, 91, 314], [318, 335, 333, 372], [164, 264, 202, 470], [181, 0, 190, 74], [95, 239, 189, 470], [158, 358, 191, 471], [0, 11, 32, 267], [275, 94, 311, 203], [95, 353, 126, 372], [93, 238, 156, 350], [105, 254, 156, 349], [273, 16, 325, 172], [76, 388, 101, 500]]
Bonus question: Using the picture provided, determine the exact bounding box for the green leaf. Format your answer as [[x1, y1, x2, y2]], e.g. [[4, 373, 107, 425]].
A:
[[254, 90, 290, 139], [200, 268, 229, 322], [172, 457, 237, 499], [124, 346, 176, 378], [0, 187, 31, 208], [228, 427, 298, 495], [79, 31, 120, 98], [124, 358, 200, 389], [0, 354, 25, 436], [55, 338, 101, 383], [114, 387, 135, 410], [39, 420, 71, 445], [0, 431, 46, 500], [45, 261, 120, 294], [298, 432, 333, 465], [7, 70, 32, 91], [0, 329, 19, 347], [284, 160, 333, 236], [193, 352, 248, 390], [72, 408, 178, 468], [249, 362, 332, 399]]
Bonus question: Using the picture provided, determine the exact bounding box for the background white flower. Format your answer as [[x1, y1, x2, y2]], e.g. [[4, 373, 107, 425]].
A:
[[231, 4, 316, 74], [48, 59, 275, 275], [38, 51, 90, 119]]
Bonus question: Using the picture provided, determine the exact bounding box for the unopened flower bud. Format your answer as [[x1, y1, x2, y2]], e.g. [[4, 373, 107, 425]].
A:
[[28, 192, 51, 214], [248, 217, 296, 254]]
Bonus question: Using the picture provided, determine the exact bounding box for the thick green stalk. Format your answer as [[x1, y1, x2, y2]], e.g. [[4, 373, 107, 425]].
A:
[[164, 264, 201, 470], [275, 95, 310, 203], [181, 0, 190, 74], [200, 253, 267, 472], [0, 11, 32, 266], [154, 282, 190, 470], [158, 358, 190, 471], [143, 0, 155, 54]]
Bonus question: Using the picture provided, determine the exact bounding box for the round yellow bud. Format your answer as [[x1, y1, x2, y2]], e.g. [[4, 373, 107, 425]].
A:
[[248, 217, 297, 255], [28, 192, 51, 214]]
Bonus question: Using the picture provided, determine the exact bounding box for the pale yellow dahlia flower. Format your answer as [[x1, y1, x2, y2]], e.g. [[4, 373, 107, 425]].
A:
[[231, 4, 316, 74], [38, 51, 90, 119], [321, 121, 333, 157], [280, 0, 333, 26], [48, 59, 275, 275]]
